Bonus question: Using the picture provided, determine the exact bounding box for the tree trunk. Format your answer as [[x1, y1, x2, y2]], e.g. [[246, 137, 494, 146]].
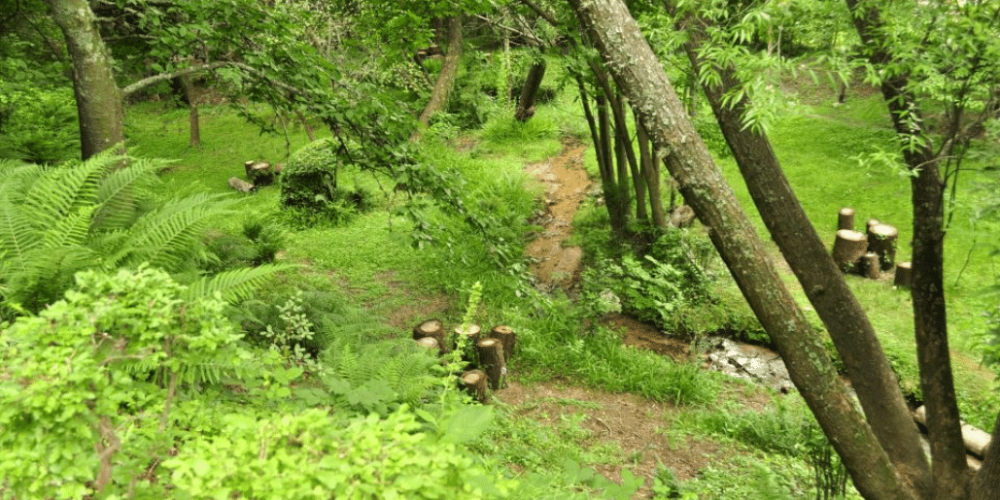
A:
[[566, 1, 916, 499], [844, 2, 969, 498], [295, 109, 315, 142], [867, 223, 898, 271], [637, 117, 667, 228], [45, 0, 124, 159], [413, 319, 448, 352], [668, 5, 932, 496], [417, 15, 462, 126], [515, 60, 547, 122], [895, 261, 913, 288], [461, 369, 489, 403], [832, 229, 868, 273], [970, 411, 1000, 500], [177, 74, 200, 147]]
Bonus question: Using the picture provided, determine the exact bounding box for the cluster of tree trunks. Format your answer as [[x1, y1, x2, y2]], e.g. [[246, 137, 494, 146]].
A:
[[412, 319, 517, 403]]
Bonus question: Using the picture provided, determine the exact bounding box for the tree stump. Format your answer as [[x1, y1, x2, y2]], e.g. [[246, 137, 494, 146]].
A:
[[866, 223, 898, 271], [454, 324, 482, 347], [413, 319, 447, 352], [861, 252, 881, 280], [832, 230, 868, 273], [838, 207, 855, 231], [866, 219, 880, 232], [415, 337, 441, 354], [460, 369, 489, 403], [489, 325, 517, 360], [245, 161, 275, 186], [228, 177, 254, 193], [895, 261, 912, 288], [476, 339, 506, 390]]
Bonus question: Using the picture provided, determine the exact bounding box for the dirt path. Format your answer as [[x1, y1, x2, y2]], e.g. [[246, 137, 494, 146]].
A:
[[523, 141, 590, 293]]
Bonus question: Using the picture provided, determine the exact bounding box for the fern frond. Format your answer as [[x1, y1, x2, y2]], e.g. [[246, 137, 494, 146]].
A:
[[3, 245, 101, 311], [42, 206, 95, 249], [181, 264, 294, 303], [93, 158, 165, 230], [24, 152, 121, 228], [122, 193, 239, 270], [0, 192, 42, 262]]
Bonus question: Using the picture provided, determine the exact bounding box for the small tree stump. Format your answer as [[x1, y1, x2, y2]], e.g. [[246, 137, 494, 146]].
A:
[[489, 325, 517, 360], [832, 229, 868, 273], [476, 338, 506, 390], [867, 223, 898, 271], [454, 324, 482, 347], [413, 319, 447, 352], [416, 337, 441, 354], [460, 369, 489, 403], [838, 207, 855, 231], [245, 161, 275, 186], [895, 261, 912, 288], [861, 252, 881, 280], [228, 177, 254, 193]]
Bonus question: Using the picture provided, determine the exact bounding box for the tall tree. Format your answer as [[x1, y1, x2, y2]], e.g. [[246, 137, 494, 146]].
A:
[[662, 2, 931, 496], [44, 0, 124, 159], [417, 15, 463, 126], [564, 0, 914, 497]]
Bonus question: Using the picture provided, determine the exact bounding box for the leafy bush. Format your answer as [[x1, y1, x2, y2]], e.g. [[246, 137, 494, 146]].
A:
[[279, 138, 339, 209], [0, 84, 79, 164], [166, 405, 515, 500], [0, 267, 284, 500]]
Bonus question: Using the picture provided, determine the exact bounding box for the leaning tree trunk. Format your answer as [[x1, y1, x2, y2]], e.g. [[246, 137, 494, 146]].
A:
[[45, 0, 124, 159], [417, 15, 463, 126], [845, 2, 970, 498], [515, 60, 547, 122], [668, 4, 932, 496], [566, 1, 915, 499]]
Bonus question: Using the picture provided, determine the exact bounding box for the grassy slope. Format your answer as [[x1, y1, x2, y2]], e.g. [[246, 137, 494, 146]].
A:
[[127, 73, 997, 497]]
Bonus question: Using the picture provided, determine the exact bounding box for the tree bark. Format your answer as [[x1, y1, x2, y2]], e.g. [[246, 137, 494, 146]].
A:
[[488, 325, 517, 360], [667, 5, 932, 495], [867, 223, 899, 271], [461, 369, 489, 403], [844, 2, 969, 498], [838, 207, 855, 231], [515, 60, 547, 122], [637, 117, 667, 228], [566, 1, 916, 499], [45, 0, 124, 159], [832, 229, 868, 273], [417, 15, 463, 126], [475, 339, 505, 390], [970, 411, 1000, 500], [895, 262, 913, 289]]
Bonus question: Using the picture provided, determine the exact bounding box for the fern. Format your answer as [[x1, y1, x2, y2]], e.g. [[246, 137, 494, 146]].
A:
[[93, 158, 164, 230], [182, 264, 294, 303]]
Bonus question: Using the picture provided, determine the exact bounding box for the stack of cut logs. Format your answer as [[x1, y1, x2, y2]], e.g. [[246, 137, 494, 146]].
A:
[[832, 207, 912, 288], [227, 160, 285, 193], [913, 405, 992, 470], [412, 319, 517, 404]]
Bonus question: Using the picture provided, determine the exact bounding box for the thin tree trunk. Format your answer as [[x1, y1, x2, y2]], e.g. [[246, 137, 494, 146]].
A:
[[417, 15, 463, 126], [637, 118, 666, 228], [179, 75, 200, 148], [669, 6, 931, 497], [294, 109, 315, 142], [613, 92, 646, 222], [844, 2, 969, 499], [515, 60, 547, 122], [969, 411, 1000, 500], [45, 0, 124, 159], [565, 1, 914, 499]]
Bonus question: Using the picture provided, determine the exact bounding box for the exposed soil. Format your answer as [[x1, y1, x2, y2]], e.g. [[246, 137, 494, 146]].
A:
[[497, 381, 722, 497], [523, 141, 590, 294]]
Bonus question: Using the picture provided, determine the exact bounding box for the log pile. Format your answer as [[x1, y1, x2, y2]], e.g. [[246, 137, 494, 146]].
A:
[[831, 208, 904, 285], [913, 405, 992, 471], [412, 319, 518, 404]]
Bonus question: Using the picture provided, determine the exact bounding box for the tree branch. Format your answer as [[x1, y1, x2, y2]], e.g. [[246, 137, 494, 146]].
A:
[[122, 61, 312, 98]]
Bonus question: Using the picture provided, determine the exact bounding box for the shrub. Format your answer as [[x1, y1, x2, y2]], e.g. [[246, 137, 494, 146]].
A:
[[279, 138, 340, 209]]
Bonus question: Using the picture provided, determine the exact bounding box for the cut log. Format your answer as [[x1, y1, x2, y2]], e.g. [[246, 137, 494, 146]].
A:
[[416, 336, 441, 353], [832, 229, 868, 273], [838, 207, 855, 231], [895, 261, 912, 288], [861, 252, 881, 280], [460, 369, 489, 403], [914, 406, 992, 458], [476, 338, 506, 390], [489, 325, 517, 360], [228, 177, 254, 193], [866, 223, 898, 271], [245, 161, 274, 186], [413, 319, 447, 352], [454, 324, 482, 348], [866, 218, 880, 231]]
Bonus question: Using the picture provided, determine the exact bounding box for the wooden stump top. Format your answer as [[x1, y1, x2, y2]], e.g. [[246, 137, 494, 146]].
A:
[[868, 223, 898, 240], [836, 229, 866, 242], [416, 337, 440, 349], [461, 370, 485, 385]]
